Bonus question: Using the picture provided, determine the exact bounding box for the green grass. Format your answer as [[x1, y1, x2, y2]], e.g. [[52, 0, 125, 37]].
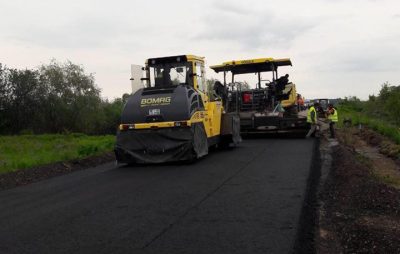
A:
[[0, 134, 115, 174], [338, 106, 400, 144]]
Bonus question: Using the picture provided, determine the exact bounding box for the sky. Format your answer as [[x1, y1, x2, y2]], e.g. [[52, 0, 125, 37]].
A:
[[0, 0, 399, 100]]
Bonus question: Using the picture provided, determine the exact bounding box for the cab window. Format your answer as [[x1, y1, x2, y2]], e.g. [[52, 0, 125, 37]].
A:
[[196, 62, 206, 92], [148, 62, 193, 87]]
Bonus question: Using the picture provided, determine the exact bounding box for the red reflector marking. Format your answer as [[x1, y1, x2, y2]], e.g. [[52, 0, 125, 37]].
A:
[[243, 93, 252, 103]]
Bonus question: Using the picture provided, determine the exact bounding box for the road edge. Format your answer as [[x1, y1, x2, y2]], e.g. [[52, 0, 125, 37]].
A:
[[293, 138, 322, 254]]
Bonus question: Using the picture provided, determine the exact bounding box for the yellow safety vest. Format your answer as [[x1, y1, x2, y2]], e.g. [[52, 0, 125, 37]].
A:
[[307, 106, 317, 123], [328, 108, 338, 122]]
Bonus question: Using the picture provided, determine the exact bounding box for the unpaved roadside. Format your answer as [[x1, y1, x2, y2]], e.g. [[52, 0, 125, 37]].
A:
[[316, 128, 400, 253]]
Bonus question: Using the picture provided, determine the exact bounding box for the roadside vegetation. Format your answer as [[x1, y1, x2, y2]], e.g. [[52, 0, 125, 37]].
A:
[[0, 60, 123, 173], [338, 82, 400, 144], [0, 60, 129, 135], [0, 134, 114, 174]]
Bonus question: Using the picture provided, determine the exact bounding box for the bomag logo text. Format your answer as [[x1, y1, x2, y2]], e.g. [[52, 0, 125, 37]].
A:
[[240, 60, 254, 64], [141, 97, 171, 107]]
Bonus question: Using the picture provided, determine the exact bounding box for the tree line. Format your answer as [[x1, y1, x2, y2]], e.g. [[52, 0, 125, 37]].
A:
[[0, 60, 129, 135]]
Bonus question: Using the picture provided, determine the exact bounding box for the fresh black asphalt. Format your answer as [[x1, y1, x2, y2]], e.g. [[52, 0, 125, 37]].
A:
[[0, 139, 315, 254]]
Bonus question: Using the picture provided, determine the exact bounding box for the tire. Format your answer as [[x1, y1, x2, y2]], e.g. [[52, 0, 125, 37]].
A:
[[192, 123, 208, 158]]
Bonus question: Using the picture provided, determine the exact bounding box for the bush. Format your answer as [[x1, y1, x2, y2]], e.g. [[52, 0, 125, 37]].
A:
[[338, 96, 400, 145], [19, 129, 34, 135]]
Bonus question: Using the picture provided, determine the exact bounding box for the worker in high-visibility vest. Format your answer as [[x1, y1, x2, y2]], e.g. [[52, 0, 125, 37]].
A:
[[306, 102, 319, 138], [327, 104, 338, 138]]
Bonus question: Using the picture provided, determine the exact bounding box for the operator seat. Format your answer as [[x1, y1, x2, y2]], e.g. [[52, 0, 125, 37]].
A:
[[213, 81, 227, 102]]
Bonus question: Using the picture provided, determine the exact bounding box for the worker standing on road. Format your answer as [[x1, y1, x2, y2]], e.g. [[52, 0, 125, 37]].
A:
[[326, 104, 338, 138], [306, 102, 319, 138]]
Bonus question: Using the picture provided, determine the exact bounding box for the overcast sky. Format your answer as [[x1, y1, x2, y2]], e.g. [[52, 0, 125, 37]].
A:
[[1, 0, 399, 100]]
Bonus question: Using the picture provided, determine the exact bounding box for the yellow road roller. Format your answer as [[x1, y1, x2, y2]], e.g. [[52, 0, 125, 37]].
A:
[[115, 55, 241, 164]]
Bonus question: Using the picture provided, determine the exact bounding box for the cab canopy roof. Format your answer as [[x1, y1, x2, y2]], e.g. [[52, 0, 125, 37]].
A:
[[146, 55, 205, 65], [210, 57, 292, 74]]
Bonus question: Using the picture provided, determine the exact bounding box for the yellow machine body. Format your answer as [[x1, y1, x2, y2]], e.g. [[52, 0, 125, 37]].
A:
[[115, 55, 240, 163]]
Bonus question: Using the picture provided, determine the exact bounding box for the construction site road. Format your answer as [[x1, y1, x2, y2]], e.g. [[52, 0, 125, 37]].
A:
[[0, 138, 316, 254]]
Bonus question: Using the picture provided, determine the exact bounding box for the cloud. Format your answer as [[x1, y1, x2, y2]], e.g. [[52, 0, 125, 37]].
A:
[[6, 15, 138, 49], [311, 33, 400, 73], [193, 4, 317, 50], [1, 0, 399, 100], [212, 0, 256, 15]]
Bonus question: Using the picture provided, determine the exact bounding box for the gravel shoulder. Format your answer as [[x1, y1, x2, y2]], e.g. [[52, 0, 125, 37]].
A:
[[316, 128, 400, 253]]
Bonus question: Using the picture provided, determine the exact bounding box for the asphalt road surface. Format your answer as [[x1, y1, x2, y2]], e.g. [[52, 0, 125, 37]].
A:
[[0, 139, 315, 254]]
